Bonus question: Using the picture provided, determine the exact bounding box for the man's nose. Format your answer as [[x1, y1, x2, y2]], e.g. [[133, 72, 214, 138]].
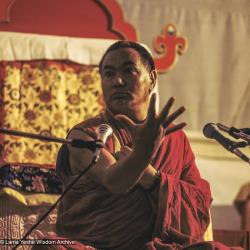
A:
[[113, 75, 125, 87]]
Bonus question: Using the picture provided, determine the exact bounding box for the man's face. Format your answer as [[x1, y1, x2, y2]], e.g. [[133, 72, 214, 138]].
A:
[[100, 47, 154, 121]]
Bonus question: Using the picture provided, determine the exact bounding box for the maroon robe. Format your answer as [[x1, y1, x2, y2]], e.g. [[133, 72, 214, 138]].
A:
[[55, 112, 241, 250]]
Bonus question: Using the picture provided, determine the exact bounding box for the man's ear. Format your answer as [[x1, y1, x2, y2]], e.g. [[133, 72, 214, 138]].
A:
[[149, 69, 157, 92]]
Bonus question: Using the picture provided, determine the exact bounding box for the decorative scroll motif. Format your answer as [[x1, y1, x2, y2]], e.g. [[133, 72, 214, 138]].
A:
[[98, 0, 137, 41], [0, 61, 104, 166], [0, 194, 57, 249], [0, 0, 13, 22], [153, 24, 188, 73]]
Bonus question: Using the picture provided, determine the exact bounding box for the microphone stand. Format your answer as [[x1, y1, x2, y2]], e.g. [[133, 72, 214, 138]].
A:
[[217, 123, 250, 143], [0, 128, 102, 249], [216, 124, 250, 164], [0, 128, 101, 151], [215, 124, 250, 164]]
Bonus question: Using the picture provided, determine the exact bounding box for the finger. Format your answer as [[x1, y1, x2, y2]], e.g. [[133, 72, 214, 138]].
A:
[[157, 97, 175, 124], [146, 93, 157, 122], [165, 122, 186, 135], [163, 106, 186, 128], [113, 151, 125, 160], [115, 114, 136, 131], [120, 145, 132, 154]]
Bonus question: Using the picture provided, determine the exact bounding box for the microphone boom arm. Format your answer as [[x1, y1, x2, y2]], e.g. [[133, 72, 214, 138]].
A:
[[0, 128, 102, 151]]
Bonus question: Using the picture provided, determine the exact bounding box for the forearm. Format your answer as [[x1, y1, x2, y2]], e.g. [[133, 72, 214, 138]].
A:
[[69, 144, 154, 194], [137, 165, 160, 189], [68, 129, 160, 194], [113, 146, 160, 190], [103, 149, 152, 193]]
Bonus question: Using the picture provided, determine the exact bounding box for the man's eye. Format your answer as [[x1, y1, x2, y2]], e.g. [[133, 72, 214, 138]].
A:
[[124, 67, 137, 74], [104, 71, 114, 78]]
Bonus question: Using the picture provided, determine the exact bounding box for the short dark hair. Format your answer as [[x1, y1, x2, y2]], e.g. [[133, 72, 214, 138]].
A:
[[99, 40, 155, 73]]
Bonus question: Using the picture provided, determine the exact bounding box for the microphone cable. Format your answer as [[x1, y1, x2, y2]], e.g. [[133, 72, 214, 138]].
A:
[[12, 152, 98, 250]]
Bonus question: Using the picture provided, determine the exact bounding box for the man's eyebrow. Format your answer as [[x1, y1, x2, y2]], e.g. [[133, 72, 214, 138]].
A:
[[102, 61, 137, 71], [122, 61, 136, 67], [102, 65, 114, 71]]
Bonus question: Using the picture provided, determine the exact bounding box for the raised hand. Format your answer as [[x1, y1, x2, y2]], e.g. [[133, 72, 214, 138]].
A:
[[115, 93, 186, 159]]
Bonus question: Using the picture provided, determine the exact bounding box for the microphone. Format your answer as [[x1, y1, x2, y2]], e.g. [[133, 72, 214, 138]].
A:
[[203, 123, 250, 164], [217, 123, 250, 142], [93, 124, 113, 162]]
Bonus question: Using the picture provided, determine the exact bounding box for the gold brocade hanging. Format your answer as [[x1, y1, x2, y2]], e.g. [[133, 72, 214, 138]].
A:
[[0, 60, 104, 166]]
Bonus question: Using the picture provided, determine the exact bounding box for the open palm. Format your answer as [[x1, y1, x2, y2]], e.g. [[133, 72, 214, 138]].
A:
[[115, 93, 186, 159]]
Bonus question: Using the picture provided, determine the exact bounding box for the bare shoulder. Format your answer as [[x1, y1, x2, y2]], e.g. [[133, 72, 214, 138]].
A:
[[66, 114, 116, 176], [68, 114, 105, 140]]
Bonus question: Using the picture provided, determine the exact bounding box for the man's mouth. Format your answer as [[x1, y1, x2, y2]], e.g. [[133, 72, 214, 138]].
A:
[[111, 92, 131, 100]]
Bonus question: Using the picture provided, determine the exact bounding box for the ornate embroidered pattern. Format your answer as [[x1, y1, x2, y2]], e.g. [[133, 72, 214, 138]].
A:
[[0, 164, 62, 194], [0, 60, 104, 165]]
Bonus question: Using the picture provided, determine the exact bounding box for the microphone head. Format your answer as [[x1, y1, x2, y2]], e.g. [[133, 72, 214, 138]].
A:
[[203, 123, 217, 139], [96, 124, 113, 143]]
